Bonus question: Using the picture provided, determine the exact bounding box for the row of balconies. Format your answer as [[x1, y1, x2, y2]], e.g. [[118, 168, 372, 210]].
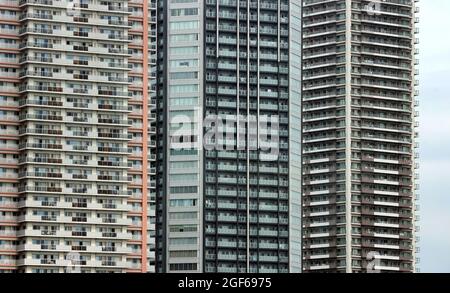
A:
[[206, 10, 289, 23], [204, 87, 289, 99], [354, 79, 412, 91], [359, 36, 412, 49], [360, 207, 413, 218], [17, 214, 131, 226], [204, 100, 289, 114], [206, 49, 289, 62], [18, 156, 128, 167], [205, 253, 288, 263], [359, 140, 413, 153], [360, 241, 413, 251], [205, 176, 289, 186], [358, 26, 412, 39], [0, 114, 19, 122], [15, 258, 128, 268], [18, 183, 130, 195], [205, 35, 289, 48], [361, 164, 412, 175], [205, 240, 289, 250], [206, 164, 289, 174], [18, 143, 129, 154], [205, 202, 288, 212], [205, 23, 289, 36], [208, 62, 289, 73], [19, 26, 129, 42], [17, 199, 129, 212], [18, 84, 128, 97], [19, 128, 130, 138], [302, 14, 343, 28], [205, 189, 288, 200], [359, 175, 412, 186], [357, 132, 412, 144], [361, 230, 413, 240], [19, 100, 133, 114], [17, 171, 130, 182], [19, 71, 129, 84], [20, 55, 129, 71], [302, 4, 344, 17], [17, 228, 129, 240], [356, 4, 414, 18], [205, 227, 288, 238], [19, 42, 128, 56], [205, 150, 289, 161], [18, 0, 129, 12], [359, 14, 413, 28], [221, 1, 289, 11], [0, 172, 18, 181], [360, 154, 412, 165], [360, 219, 413, 229], [302, 164, 337, 174]]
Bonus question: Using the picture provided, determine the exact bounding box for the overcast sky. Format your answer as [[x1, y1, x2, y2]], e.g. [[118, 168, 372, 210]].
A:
[[417, 0, 450, 273]]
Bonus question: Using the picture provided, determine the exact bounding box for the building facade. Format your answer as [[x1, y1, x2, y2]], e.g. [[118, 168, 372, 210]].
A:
[[126, 0, 157, 273], [154, 0, 302, 273], [0, 0, 418, 273], [301, 0, 419, 272], [0, 0, 158, 272]]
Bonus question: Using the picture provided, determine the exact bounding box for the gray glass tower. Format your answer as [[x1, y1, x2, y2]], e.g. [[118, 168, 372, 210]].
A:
[[155, 0, 302, 273]]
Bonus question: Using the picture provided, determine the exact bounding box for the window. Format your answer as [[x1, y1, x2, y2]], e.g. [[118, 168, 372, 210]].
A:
[[170, 97, 198, 106], [170, 46, 198, 55], [169, 263, 197, 271], [170, 186, 198, 194], [171, 8, 198, 16], [170, 33, 198, 42], [170, 21, 199, 30], [170, 84, 198, 94], [169, 250, 197, 258], [169, 237, 197, 245], [170, 59, 198, 68], [169, 225, 198, 233], [170, 161, 197, 169], [170, 0, 197, 3], [170, 149, 198, 156], [171, 174, 198, 182], [169, 110, 196, 122], [169, 199, 197, 207], [170, 72, 198, 80]]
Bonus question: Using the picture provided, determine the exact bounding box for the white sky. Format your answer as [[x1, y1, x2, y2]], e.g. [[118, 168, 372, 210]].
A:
[[417, 0, 450, 273]]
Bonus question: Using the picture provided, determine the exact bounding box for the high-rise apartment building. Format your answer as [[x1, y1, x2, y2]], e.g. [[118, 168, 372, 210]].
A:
[[126, 0, 157, 273], [301, 0, 419, 272], [154, 0, 302, 273], [0, 0, 418, 274], [0, 0, 158, 273]]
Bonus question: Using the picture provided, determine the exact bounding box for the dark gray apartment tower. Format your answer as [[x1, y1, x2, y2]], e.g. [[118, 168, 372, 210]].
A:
[[155, 0, 302, 273], [301, 0, 419, 272]]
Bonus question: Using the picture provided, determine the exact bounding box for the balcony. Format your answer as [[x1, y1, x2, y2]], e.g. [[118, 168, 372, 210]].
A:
[[97, 175, 128, 182], [20, 114, 63, 121], [19, 172, 62, 179], [98, 160, 127, 167], [20, 186, 62, 193], [19, 99, 63, 107], [19, 128, 63, 136]]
